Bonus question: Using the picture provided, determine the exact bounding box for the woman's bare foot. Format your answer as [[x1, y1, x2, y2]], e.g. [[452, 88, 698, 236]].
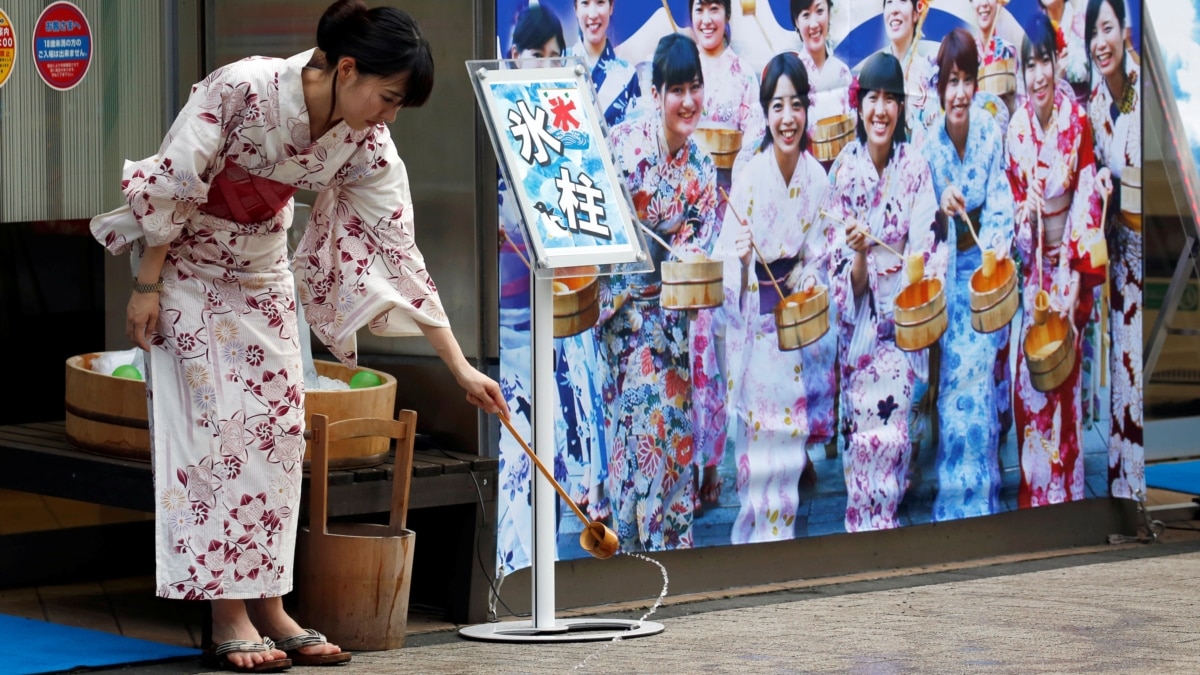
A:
[[211, 599, 289, 669], [246, 597, 343, 659]]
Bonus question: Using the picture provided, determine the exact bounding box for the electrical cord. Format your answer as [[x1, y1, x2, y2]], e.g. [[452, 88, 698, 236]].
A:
[[431, 447, 530, 622]]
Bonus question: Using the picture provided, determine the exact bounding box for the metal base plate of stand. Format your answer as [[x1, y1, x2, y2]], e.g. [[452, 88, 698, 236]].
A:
[[458, 618, 664, 643]]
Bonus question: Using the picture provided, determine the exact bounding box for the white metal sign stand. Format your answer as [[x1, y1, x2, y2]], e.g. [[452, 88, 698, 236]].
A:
[[460, 59, 662, 643]]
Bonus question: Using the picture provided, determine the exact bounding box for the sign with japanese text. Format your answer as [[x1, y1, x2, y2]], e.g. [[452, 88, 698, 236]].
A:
[[474, 64, 644, 269], [32, 1, 92, 91], [0, 9, 14, 89]]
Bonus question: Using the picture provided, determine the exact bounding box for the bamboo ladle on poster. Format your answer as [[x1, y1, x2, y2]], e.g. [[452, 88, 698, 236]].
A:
[[720, 187, 787, 305], [820, 209, 922, 283]]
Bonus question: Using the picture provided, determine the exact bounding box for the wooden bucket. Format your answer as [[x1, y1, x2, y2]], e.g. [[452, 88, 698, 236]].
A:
[[969, 255, 1019, 333], [65, 353, 150, 460], [1023, 313, 1077, 392], [979, 58, 1017, 96], [811, 114, 854, 162], [297, 412, 416, 651], [552, 269, 600, 338], [693, 127, 743, 170], [661, 259, 723, 310], [894, 278, 947, 351], [773, 286, 830, 351], [1120, 166, 1142, 233], [304, 361, 397, 469], [64, 353, 395, 468]]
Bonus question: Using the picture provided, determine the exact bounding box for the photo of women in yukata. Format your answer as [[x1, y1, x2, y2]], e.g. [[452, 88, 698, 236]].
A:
[[490, 0, 1144, 566]]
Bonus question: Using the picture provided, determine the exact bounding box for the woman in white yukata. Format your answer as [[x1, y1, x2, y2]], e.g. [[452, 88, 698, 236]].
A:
[[822, 52, 946, 532], [1084, 0, 1142, 501], [1005, 14, 1105, 508], [791, 0, 848, 466], [603, 33, 719, 551], [714, 53, 829, 543], [495, 4, 566, 583], [921, 29, 1015, 521], [91, 1, 507, 671]]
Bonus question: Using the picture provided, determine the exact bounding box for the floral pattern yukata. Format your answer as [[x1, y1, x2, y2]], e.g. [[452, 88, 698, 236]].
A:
[[603, 114, 718, 551], [714, 148, 828, 543], [824, 141, 946, 532], [1005, 90, 1105, 508], [1088, 56, 1144, 501], [90, 51, 448, 599], [699, 46, 766, 180], [800, 49, 853, 140], [922, 108, 1015, 521], [975, 33, 1017, 138], [881, 44, 941, 148]]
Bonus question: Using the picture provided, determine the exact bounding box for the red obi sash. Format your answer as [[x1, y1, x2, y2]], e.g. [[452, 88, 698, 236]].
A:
[[200, 157, 297, 224]]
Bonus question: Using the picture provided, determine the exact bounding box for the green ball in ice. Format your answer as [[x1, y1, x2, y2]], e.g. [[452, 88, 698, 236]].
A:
[[112, 365, 143, 381], [348, 370, 383, 389]]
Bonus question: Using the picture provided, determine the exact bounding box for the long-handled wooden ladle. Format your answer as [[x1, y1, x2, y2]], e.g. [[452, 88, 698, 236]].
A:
[[498, 414, 619, 559], [739, 0, 776, 53]]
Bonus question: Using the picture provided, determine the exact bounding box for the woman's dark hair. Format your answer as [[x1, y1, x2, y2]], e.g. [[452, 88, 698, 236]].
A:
[[935, 27, 980, 106], [652, 33, 704, 91], [759, 52, 811, 152], [510, 5, 565, 56], [1020, 11, 1059, 71], [317, 0, 434, 107], [854, 51, 907, 145], [1084, 0, 1126, 71], [792, 0, 833, 26]]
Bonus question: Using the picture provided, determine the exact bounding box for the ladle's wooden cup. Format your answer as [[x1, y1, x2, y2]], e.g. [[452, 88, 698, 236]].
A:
[[579, 522, 619, 559], [906, 254, 925, 286], [1033, 290, 1051, 326]]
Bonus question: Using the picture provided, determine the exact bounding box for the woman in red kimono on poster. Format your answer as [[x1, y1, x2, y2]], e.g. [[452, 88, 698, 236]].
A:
[[1005, 13, 1105, 508]]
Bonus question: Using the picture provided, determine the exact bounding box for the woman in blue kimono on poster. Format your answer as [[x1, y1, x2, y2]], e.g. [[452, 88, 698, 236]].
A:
[[602, 33, 718, 551], [822, 52, 946, 532], [921, 28, 1015, 521], [565, 0, 641, 127]]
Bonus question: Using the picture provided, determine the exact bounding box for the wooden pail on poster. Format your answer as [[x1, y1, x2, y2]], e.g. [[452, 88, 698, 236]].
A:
[[64, 353, 395, 468], [811, 114, 855, 162], [297, 412, 416, 651], [979, 58, 1017, 96], [661, 259, 723, 310], [552, 268, 600, 338], [894, 274, 947, 351], [694, 127, 743, 170], [969, 253, 1019, 333], [64, 353, 150, 460], [1024, 313, 1077, 392], [773, 285, 829, 351], [1119, 165, 1142, 232]]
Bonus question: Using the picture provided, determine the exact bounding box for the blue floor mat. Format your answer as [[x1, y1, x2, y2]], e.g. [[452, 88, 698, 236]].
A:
[[1145, 460, 1200, 496], [0, 614, 199, 675]]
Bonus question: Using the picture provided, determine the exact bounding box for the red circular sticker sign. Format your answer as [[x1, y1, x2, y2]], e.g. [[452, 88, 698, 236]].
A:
[[0, 9, 15, 89], [32, 1, 92, 91]]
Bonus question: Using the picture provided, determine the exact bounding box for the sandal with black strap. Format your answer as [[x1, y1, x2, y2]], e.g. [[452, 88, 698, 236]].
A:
[[200, 638, 292, 673], [273, 629, 353, 666]]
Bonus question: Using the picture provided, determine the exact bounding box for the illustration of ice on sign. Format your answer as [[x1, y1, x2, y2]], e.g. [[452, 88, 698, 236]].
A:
[[488, 78, 631, 252]]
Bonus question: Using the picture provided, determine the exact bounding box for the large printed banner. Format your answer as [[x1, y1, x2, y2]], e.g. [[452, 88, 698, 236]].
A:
[[495, 0, 1144, 575]]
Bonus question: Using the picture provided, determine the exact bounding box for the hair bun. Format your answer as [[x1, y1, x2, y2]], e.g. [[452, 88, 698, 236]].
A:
[[317, 0, 368, 58]]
